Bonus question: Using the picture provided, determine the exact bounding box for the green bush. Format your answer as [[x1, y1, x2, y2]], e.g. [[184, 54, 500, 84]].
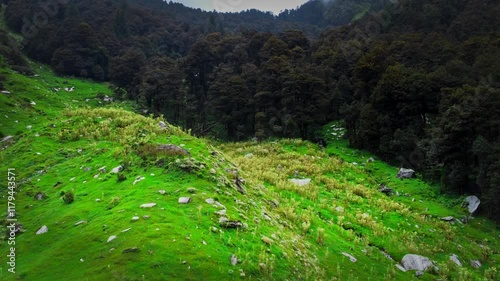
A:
[[61, 190, 75, 204]]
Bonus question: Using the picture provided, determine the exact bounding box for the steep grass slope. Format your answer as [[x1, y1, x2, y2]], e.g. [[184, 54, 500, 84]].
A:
[[0, 62, 498, 281]]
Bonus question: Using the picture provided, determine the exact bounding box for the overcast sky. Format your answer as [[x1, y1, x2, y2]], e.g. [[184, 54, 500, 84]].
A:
[[171, 0, 310, 14]]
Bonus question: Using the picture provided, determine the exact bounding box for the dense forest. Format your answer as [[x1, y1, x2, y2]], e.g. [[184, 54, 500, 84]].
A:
[[1, 0, 499, 222]]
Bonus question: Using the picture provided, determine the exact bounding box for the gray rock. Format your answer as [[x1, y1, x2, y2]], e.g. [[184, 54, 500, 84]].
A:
[[143, 215, 150, 220], [415, 271, 424, 277], [122, 247, 140, 254], [231, 254, 238, 266], [140, 203, 156, 208], [450, 254, 462, 267], [133, 176, 145, 185], [441, 216, 455, 222], [244, 153, 254, 159], [470, 260, 481, 268], [463, 196, 480, 214], [215, 209, 227, 216], [401, 254, 433, 271], [34, 192, 47, 200], [210, 168, 216, 175], [187, 187, 197, 194], [159, 121, 168, 130], [178, 197, 191, 204], [107, 236, 117, 243], [342, 252, 357, 263], [335, 206, 344, 213], [74, 220, 87, 226], [36, 225, 48, 235], [367, 157, 375, 163], [1, 90, 11, 94], [122, 228, 131, 233], [157, 144, 190, 156], [98, 166, 106, 173], [220, 220, 243, 229], [397, 168, 415, 179], [1, 135, 14, 143], [158, 190, 166, 195], [110, 165, 123, 174], [83, 167, 91, 172], [205, 198, 215, 204], [290, 178, 311, 186]]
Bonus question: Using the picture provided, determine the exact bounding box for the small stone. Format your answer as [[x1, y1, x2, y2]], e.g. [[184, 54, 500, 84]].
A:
[[450, 254, 462, 267], [367, 157, 375, 163], [140, 203, 156, 208], [244, 153, 254, 159], [205, 198, 215, 204], [133, 176, 145, 185], [122, 228, 131, 233], [470, 260, 481, 268], [158, 190, 166, 195], [441, 216, 454, 222], [215, 209, 226, 216], [290, 178, 311, 186], [98, 166, 106, 173], [261, 236, 273, 245], [110, 165, 123, 174], [143, 215, 150, 220], [34, 192, 47, 200], [74, 220, 87, 226], [415, 271, 424, 277], [335, 206, 344, 213], [231, 254, 237, 266], [131, 216, 140, 221], [187, 187, 197, 194], [122, 247, 140, 254], [36, 225, 48, 235], [107, 236, 117, 243], [178, 197, 191, 204], [210, 168, 216, 175], [342, 252, 357, 263]]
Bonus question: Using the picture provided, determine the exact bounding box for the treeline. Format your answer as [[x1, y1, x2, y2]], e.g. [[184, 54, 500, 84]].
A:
[[2, 0, 500, 221]]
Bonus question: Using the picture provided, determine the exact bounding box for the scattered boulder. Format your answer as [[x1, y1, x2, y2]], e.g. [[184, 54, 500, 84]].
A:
[[335, 206, 344, 213], [244, 153, 254, 159], [34, 192, 47, 200], [143, 215, 150, 220], [470, 260, 481, 268], [74, 220, 87, 226], [158, 190, 166, 195], [378, 185, 393, 195], [401, 254, 433, 271], [463, 196, 480, 215], [122, 228, 131, 233], [342, 252, 357, 263], [205, 198, 215, 204], [107, 236, 117, 243], [83, 167, 91, 172], [261, 236, 273, 245], [1, 135, 14, 144], [36, 225, 48, 235], [231, 254, 238, 266], [367, 157, 375, 163], [397, 168, 415, 179], [220, 220, 243, 229], [178, 197, 191, 204], [210, 168, 216, 175], [133, 176, 145, 185], [157, 144, 190, 156], [140, 203, 156, 208], [441, 216, 455, 222], [98, 166, 106, 173], [159, 121, 168, 130], [290, 178, 311, 186], [450, 254, 462, 267], [187, 187, 197, 194], [215, 209, 227, 216], [110, 165, 123, 174], [122, 247, 140, 254]]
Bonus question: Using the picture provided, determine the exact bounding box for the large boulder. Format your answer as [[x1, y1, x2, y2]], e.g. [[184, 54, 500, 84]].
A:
[[397, 168, 415, 179], [401, 254, 433, 271], [463, 196, 480, 215]]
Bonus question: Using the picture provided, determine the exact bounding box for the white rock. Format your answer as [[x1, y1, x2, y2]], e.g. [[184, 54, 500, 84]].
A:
[[231, 254, 238, 266], [140, 203, 156, 208], [450, 254, 462, 267], [74, 220, 87, 226], [178, 197, 191, 204], [205, 198, 215, 204], [335, 206, 344, 213], [122, 228, 131, 232], [158, 190, 166, 195], [131, 216, 140, 221], [342, 252, 357, 263], [290, 178, 311, 186], [36, 225, 48, 235], [107, 236, 117, 243], [470, 260, 481, 268], [110, 165, 123, 174], [133, 176, 145, 185], [244, 153, 254, 159], [395, 264, 407, 272]]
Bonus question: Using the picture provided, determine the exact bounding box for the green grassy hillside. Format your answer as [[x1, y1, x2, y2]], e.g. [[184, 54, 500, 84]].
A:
[[0, 61, 498, 281]]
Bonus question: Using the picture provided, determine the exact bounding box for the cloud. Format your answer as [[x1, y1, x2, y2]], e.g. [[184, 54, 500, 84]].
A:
[[171, 0, 310, 14]]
